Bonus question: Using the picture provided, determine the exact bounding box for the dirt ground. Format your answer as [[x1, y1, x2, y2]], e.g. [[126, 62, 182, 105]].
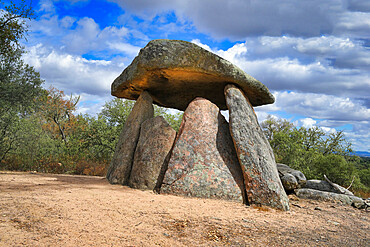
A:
[[0, 171, 368, 247]]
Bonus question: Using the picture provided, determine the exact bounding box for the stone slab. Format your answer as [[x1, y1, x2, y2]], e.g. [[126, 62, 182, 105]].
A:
[[160, 97, 246, 202], [295, 188, 363, 206], [225, 84, 289, 210], [128, 116, 176, 190], [111, 39, 274, 111], [106, 91, 154, 185]]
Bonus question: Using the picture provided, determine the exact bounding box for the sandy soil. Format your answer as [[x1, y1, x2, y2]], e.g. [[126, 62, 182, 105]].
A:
[[0, 171, 368, 247]]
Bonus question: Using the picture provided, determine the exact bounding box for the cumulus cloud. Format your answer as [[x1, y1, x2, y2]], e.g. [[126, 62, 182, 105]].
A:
[[299, 118, 317, 128], [23, 0, 369, 151], [264, 91, 370, 122], [29, 5, 142, 59], [255, 91, 370, 150], [347, 0, 370, 12], [192, 39, 370, 100], [61, 17, 139, 55], [23, 44, 123, 97], [111, 0, 370, 39]]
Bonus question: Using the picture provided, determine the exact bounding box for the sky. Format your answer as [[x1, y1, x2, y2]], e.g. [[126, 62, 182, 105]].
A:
[[10, 0, 370, 151]]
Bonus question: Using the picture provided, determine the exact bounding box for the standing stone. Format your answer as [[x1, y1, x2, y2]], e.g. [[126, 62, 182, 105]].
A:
[[225, 84, 289, 211], [160, 97, 246, 202], [128, 116, 176, 190], [106, 91, 154, 185]]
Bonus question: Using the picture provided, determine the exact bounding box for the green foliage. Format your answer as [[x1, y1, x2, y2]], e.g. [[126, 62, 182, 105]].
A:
[[78, 114, 117, 162], [0, 1, 182, 175], [359, 168, 370, 187], [261, 116, 368, 192], [0, 0, 35, 59], [99, 98, 135, 129], [154, 105, 183, 132], [1, 95, 184, 175], [0, 0, 43, 163]]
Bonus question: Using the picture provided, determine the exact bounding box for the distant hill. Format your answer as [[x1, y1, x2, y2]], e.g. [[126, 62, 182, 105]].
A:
[[354, 151, 370, 157]]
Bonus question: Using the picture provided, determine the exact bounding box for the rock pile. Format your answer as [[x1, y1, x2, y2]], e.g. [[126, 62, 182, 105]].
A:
[[106, 39, 289, 211], [277, 163, 307, 191], [277, 163, 367, 209]]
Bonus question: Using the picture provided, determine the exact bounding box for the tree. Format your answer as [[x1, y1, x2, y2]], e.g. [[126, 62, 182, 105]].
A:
[[100, 97, 183, 131], [153, 105, 183, 132], [260, 116, 367, 191], [79, 98, 183, 166], [0, 0, 35, 59], [0, 0, 43, 162], [99, 98, 135, 129], [39, 87, 80, 145]]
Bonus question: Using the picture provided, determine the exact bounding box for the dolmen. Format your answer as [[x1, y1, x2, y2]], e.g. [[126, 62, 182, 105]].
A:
[[106, 39, 289, 211]]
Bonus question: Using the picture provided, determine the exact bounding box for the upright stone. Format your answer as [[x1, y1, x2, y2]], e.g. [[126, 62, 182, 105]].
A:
[[106, 91, 154, 185], [225, 84, 289, 211], [160, 97, 246, 202], [128, 116, 176, 190]]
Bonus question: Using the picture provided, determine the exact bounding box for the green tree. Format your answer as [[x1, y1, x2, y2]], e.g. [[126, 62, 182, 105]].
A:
[[153, 105, 183, 132], [0, 0, 43, 162], [79, 98, 183, 168], [0, 0, 35, 59], [99, 98, 183, 132], [260, 116, 367, 191], [99, 98, 135, 130]]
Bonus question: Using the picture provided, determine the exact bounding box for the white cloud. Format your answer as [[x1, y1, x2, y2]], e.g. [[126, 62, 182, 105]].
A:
[[75, 93, 114, 116], [191, 39, 212, 52], [29, 6, 142, 58], [39, 0, 56, 14], [320, 127, 337, 134], [23, 44, 123, 97], [300, 118, 317, 128], [270, 91, 370, 122], [107, 42, 141, 57], [61, 17, 137, 56], [345, 122, 370, 151], [111, 0, 370, 39], [193, 39, 370, 100], [335, 11, 370, 37]]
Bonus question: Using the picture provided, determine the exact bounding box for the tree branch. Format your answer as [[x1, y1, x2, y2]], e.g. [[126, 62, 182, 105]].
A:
[[324, 174, 345, 194], [346, 176, 355, 190]]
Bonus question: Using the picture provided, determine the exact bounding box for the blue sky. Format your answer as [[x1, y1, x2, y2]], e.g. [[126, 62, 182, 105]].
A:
[[9, 0, 370, 151]]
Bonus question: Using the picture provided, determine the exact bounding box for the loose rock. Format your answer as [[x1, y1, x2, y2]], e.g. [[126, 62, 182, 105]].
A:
[[128, 116, 176, 190], [277, 163, 306, 188], [304, 180, 354, 196], [106, 91, 154, 185], [160, 97, 246, 202], [281, 174, 298, 191], [295, 188, 364, 206], [225, 84, 289, 211]]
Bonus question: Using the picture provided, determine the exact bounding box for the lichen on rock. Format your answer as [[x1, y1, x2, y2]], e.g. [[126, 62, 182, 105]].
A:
[[111, 39, 274, 111]]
